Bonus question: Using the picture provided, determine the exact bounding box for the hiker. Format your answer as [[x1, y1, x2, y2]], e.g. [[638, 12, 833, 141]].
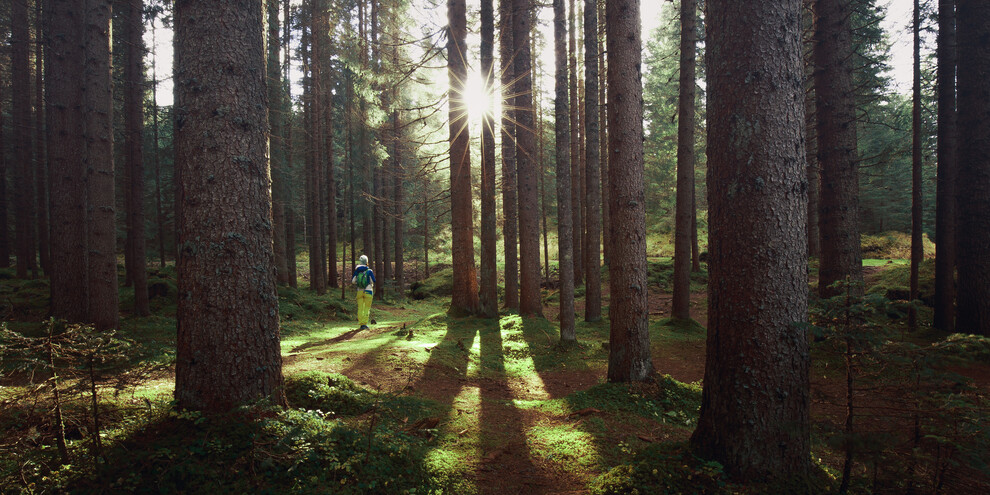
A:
[[352, 254, 376, 330]]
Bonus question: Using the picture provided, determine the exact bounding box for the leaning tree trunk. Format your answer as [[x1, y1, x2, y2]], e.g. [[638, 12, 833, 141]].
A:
[[672, 0, 697, 322], [605, 0, 651, 382], [814, 0, 863, 298], [554, 0, 576, 342], [691, 0, 811, 482], [174, 0, 286, 412], [46, 0, 88, 322], [933, 0, 957, 331], [125, 0, 150, 317], [448, 0, 480, 316], [956, 0, 990, 335], [84, 0, 118, 330], [583, 0, 602, 322]]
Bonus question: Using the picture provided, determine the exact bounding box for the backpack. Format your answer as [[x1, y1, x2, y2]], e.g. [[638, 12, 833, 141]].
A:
[[355, 269, 371, 288]]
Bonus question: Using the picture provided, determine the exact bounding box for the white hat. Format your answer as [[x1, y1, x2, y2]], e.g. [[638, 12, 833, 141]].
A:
[[359, 254, 369, 266]]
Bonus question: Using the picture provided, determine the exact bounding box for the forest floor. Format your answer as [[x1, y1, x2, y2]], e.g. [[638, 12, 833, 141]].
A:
[[2, 259, 989, 493]]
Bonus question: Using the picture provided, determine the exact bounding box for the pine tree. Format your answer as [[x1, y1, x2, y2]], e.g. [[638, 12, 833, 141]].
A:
[[583, 0, 602, 322], [933, 0, 957, 331], [692, 0, 810, 480], [554, 0, 576, 342], [479, 0, 499, 318], [514, 0, 542, 317], [124, 0, 150, 317], [672, 0, 697, 322], [173, 0, 286, 411]]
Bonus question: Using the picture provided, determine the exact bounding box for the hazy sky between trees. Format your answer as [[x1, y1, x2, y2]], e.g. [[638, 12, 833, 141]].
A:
[[144, 0, 915, 109]]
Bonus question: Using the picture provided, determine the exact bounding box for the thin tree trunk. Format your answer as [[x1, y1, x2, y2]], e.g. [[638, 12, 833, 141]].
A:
[[956, 0, 990, 335], [152, 21, 165, 268], [499, 0, 519, 310], [691, 0, 811, 480], [392, 38, 404, 297], [514, 0, 542, 317], [598, 0, 608, 268], [174, 0, 286, 412], [84, 0, 118, 330], [480, 0, 499, 318], [554, 0, 576, 342], [934, 0, 957, 331], [605, 0, 650, 382], [284, 0, 297, 288], [910, 0, 923, 328], [34, 4, 50, 275], [13, 0, 36, 279], [804, 0, 821, 259], [569, 0, 583, 287], [672, 0, 697, 321], [583, 0, 601, 322], [448, 0, 480, 316], [125, 0, 150, 316], [0, 48, 8, 268], [269, 0, 289, 286], [46, 0, 88, 321], [814, 0, 863, 298]]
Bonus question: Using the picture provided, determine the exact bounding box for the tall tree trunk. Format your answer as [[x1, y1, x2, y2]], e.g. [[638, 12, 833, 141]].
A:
[[359, 1, 373, 260], [448, 0, 480, 316], [13, 0, 36, 279], [392, 40, 405, 297], [605, 0, 650, 382], [672, 0, 697, 322], [34, 4, 50, 275], [514, 0, 542, 317], [268, 0, 289, 286], [598, 0, 608, 268], [284, 0, 297, 288], [583, 0, 601, 321], [305, 7, 326, 295], [499, 0, 519, 310], [691, 0, 810, 481], [46, 0, 88, 321], [124, 0, 150, 317], [151, 21, 165, 268], [956, 0, 990, 335], [0, 52, 8, 268], [803, 0, 821, 259], [174, 0, 286, 412], [554, 0, 576, 342], [371, 0, 383, 299], [814, 0, 863, 298], [568, 0, 583, 287], [320, 1, 338, 290], [934, 0, 957, 331], [480, 0, 499, 318], [84, 0, 118, 330], [910, 0, 923, 329]]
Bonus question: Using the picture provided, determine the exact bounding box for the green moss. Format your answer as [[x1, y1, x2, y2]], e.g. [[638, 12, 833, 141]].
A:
[[408, 267, 454, 300], [565, 376, 702, 427], [861, 231, 935, 259], [590, 443, 732, 495]]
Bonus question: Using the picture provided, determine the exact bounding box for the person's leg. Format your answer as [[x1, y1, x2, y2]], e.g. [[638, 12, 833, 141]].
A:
[[357, 292, 372, 326]]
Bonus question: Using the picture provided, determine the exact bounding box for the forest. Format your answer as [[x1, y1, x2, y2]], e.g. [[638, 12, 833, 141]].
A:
[[0, 0, 988, 493]]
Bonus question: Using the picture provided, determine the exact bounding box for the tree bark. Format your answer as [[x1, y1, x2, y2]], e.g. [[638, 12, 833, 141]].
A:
[[672, 0, 697, 321], [268, 0, 289, 286], [514, 0, 542, 317], [305, 6, 326, 295], [0, 51, 8, 268], [605, 0, 651, 382], [283, 0, 298, 288], [124, 0, 150, 316], [13, 0, 36, 279], [84, 0, 118, 330], [499, 0, 519, 310], [934, 0, 957, 331], [34, 4, 50, 275], [956, 0, 990, 335], [480, 0, 499, 318], [814, 0, 863, 298], [598, 0, 608, 268], [691, 0, 810, 481], [583, 0, 601, 322], [554, 0, 576, 342], [910, 0, 923, 328], [174, 0, 286, 412], [448, 0, 480, 316], [45, 0, 88, 321], [151, 21, 166, 268], [392, 42, 405, 297], [803, 0, 820, 259], [568, 0, 583, 287]]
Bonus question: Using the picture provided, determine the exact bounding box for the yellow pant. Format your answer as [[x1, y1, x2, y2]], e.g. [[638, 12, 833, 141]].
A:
[[356, 291, 373, 326]]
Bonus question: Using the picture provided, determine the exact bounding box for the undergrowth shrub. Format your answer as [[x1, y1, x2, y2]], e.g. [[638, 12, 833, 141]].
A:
[[285, 371, 374, 415]]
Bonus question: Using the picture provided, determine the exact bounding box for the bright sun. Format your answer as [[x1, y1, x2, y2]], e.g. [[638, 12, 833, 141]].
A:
[[463, 71, 493, 122]]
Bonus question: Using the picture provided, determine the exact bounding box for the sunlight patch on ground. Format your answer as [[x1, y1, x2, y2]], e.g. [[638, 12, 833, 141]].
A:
[[425, 384, 481, 494], [526, 422, 603, 475]]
